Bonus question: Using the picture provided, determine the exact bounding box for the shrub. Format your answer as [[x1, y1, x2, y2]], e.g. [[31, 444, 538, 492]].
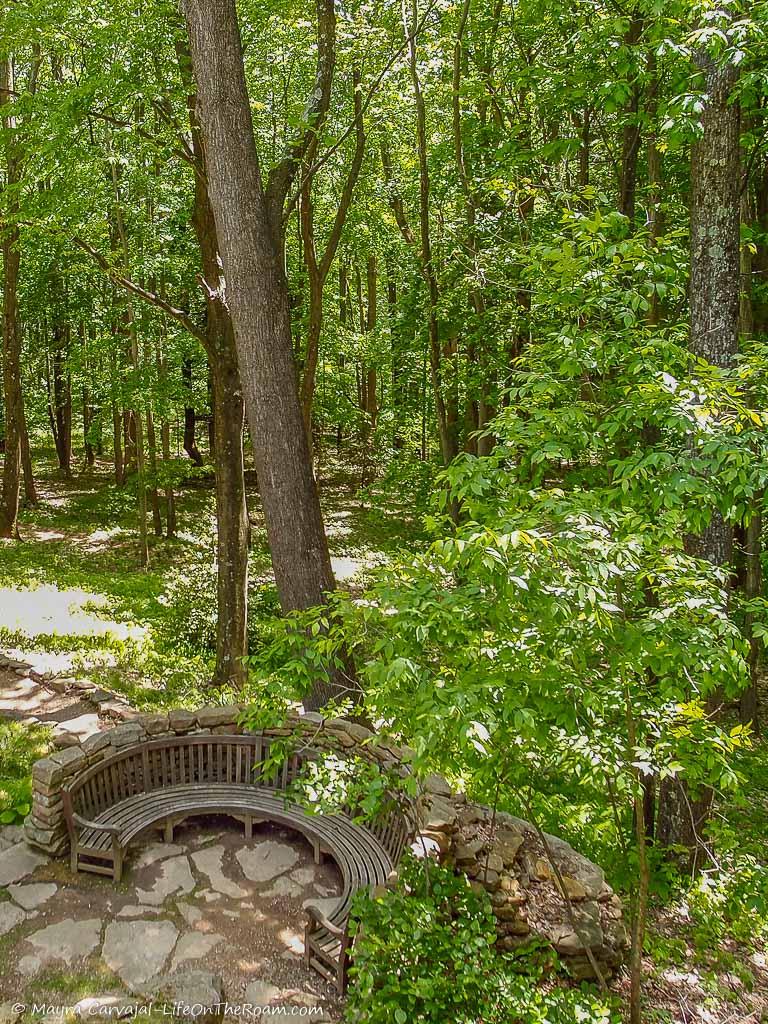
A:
[[0, 721, 51, 824], [345, 857, 620, 1024]]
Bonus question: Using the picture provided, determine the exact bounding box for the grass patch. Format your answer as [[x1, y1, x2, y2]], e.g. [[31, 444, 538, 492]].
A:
[[0, 721, 52, 824]]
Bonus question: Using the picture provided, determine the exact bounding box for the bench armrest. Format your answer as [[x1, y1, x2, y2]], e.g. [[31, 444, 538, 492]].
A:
[[305, 902, 345, 938], [71, 812, 120, 836]]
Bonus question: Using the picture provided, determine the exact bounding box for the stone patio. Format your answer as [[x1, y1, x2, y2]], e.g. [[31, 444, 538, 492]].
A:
[[0, 818, 342, 1020]]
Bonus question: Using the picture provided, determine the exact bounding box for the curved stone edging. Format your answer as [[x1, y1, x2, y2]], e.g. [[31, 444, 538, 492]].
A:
[[25, 705, 627, 982]]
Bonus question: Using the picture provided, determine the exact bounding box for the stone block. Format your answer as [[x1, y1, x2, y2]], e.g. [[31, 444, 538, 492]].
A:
[[298, 711, 324, 725], [141, 713, 170, 735], [421, 795, 458, 831], [31, 790, 62, 809], [494, 831, 524, 864], [82, 732, 110, 756], [196, 705, 240, 728], [108, 723, 144, 748], [29, 802, 63, 825], [169, 709, 196, 733], [558, 875, 587, 901], [33, 748, 85, 787], [52, 732, 81, 750], [424, 773, 452, 797], [24, 822, 66, 852]]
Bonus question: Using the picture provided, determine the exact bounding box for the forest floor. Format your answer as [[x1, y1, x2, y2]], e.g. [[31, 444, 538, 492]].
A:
[[1, 455, 767, 1023], [0, 450, 422, 711]]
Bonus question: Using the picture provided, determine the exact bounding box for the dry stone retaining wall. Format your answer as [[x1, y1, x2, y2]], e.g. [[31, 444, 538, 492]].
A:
[[25, 705, 627, 982]]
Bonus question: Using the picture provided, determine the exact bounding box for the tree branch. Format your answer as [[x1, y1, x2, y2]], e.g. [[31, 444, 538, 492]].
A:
[[265, 0, 336, 232], [318, 68, 365, 282], [72, 236, 209, 350]]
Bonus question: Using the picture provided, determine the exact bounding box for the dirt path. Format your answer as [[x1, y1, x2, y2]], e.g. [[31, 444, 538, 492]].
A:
[[0, 654, 128, 748]]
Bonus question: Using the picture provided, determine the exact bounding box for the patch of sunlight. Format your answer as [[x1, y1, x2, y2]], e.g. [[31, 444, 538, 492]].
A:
[[32, 529, 68, 542], [0, 584, 146, 642], [83, 527, 126, 550], [277, 927, 304, 956], [330, 556, 363, 581]]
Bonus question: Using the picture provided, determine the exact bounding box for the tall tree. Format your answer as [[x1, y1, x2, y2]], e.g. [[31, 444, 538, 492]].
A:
[[656, 29, 741, 866], [181, 0, 357, 709], [0, 56, 26, 538]]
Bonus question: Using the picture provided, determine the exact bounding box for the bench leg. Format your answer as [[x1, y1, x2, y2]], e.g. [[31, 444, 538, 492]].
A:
[[70, 846, 79, 874], [337, 939, 350, 995], [312, 840, 322, 865], [303, 922, 311, 967], [164, 820, 174, 844], [244, 815, 253, 840], [112, 837, 124, 883]]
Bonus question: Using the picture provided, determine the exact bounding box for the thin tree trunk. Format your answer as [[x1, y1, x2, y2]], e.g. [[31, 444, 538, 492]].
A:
[[155, 341, 177, 539], [19, 395, 37, 506], [182, 357, 203, 466], [145, 402, 163, 537], [402, 1, 458, 466], [111, 162, 149, 568], [112, 400, 124, 485], [298, 68, 365, 453], [0, 58, 23, 539], [618, 11, 644, 223]]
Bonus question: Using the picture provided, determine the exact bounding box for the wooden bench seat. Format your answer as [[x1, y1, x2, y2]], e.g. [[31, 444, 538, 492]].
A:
[[61, 732, 410, 993]]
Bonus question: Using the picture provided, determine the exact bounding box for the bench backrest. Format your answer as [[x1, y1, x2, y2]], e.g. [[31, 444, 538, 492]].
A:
[[67, 734, 303, 820], [65, 731, 412, 864]]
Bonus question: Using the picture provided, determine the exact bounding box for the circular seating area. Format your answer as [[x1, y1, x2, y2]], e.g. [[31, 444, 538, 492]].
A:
[[61, 732, 411, 992]]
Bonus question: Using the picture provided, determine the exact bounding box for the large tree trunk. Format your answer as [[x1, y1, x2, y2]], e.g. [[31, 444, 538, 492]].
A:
[[657, 41, 741, 869], [181, 0, 354, 711], [179, 36, 250, 689], [0, 58, 23, 540]]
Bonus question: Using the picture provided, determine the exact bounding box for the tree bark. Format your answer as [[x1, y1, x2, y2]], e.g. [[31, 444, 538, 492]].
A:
[[181, 357, 203, 466], [178, 36, 250, 689], [618, 12, 644, 223], [19, 394, 37, 506], [657, 40, 741, 868], [0, 57, 23, 539], [181, 0, 355, 709], [51, 323, 72, 477]]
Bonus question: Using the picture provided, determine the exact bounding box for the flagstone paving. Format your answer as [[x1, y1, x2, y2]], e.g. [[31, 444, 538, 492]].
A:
[[0, 843, 48, 886], [191, 844, 249, 898], [0, 819, 341, 1021], [102, 919, 180, 988], [7, 882, 57, 910], [26, 918, 103, 965], [235, 839, 300, 883]]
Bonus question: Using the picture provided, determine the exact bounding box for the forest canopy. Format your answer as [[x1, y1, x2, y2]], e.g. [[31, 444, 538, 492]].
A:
[[1, 0, 768, 1021]]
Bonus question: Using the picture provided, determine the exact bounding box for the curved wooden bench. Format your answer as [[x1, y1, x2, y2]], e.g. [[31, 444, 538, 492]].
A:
[[61, 732, 411, 992]]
